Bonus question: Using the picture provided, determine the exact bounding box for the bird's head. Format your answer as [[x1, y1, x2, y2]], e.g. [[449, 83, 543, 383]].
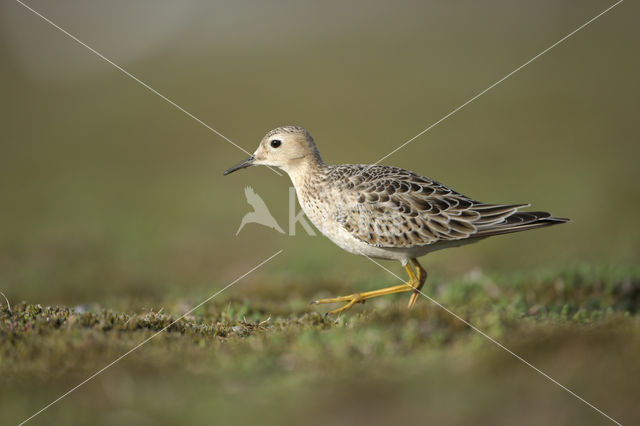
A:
[[223, 126, 322, 176]]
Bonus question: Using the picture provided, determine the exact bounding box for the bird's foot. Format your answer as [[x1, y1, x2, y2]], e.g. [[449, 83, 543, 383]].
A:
[[406, 281, 426, 309], [311, 293, 365, 315], [407, 290, 421, 309]]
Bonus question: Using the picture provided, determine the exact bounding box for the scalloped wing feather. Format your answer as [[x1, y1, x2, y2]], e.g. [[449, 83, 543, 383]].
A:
[[329, 165, 566, 248]]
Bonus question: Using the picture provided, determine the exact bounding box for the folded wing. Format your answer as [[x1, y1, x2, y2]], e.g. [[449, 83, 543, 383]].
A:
[[329, 165, 568, 248]]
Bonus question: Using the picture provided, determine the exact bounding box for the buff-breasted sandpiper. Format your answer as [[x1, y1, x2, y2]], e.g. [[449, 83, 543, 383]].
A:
[[224, 126, 569, 315]]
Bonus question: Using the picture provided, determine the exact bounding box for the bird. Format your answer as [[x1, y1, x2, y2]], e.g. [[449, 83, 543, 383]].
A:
[[236, 186, 285, 235], [224, 126, 569, 315]]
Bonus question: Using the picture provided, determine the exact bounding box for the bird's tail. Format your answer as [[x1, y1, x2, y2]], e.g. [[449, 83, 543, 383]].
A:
[[474, 210, 569, 238]]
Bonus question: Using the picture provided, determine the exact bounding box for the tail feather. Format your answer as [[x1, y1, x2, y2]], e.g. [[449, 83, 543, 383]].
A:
[[474, 210, 569, 238]]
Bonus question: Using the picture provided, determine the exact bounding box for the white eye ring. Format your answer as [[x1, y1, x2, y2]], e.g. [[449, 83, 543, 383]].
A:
[[270, 139, 282, 148]]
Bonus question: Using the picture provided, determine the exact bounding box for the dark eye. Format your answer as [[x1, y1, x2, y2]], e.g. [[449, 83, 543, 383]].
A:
[[270, 139, 282, 148]]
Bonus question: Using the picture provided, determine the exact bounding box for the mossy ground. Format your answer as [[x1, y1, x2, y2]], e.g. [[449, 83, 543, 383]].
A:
[[1, 264, 638, 425]]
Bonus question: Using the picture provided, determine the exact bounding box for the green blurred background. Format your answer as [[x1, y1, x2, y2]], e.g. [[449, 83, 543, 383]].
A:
[[1, 0, 638, 424]]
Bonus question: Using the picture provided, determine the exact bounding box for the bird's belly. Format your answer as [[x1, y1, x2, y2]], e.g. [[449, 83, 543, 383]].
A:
[[300, 199, 413, 263]]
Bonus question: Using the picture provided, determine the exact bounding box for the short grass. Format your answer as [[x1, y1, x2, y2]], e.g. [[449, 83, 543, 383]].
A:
[[1, 263, 638, 425]]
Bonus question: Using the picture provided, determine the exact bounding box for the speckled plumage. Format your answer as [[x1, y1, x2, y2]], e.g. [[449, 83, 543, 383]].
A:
[[224, 126, 569, 313], [273, 128, 568, 265]]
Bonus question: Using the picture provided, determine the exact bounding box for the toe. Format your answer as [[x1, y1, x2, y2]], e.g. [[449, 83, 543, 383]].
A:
[[407, 292, 419, 309]]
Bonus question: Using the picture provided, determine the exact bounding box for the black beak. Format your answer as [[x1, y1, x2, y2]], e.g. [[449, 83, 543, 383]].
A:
[[223, 155, 255, 176]]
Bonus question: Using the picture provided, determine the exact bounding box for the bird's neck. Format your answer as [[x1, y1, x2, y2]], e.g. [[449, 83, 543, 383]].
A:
[[285, 156, 328, 190]]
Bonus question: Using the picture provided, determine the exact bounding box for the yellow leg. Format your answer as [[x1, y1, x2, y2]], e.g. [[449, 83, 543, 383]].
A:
[[407, 258, 427, 309], [312, 263, 420, 315]]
